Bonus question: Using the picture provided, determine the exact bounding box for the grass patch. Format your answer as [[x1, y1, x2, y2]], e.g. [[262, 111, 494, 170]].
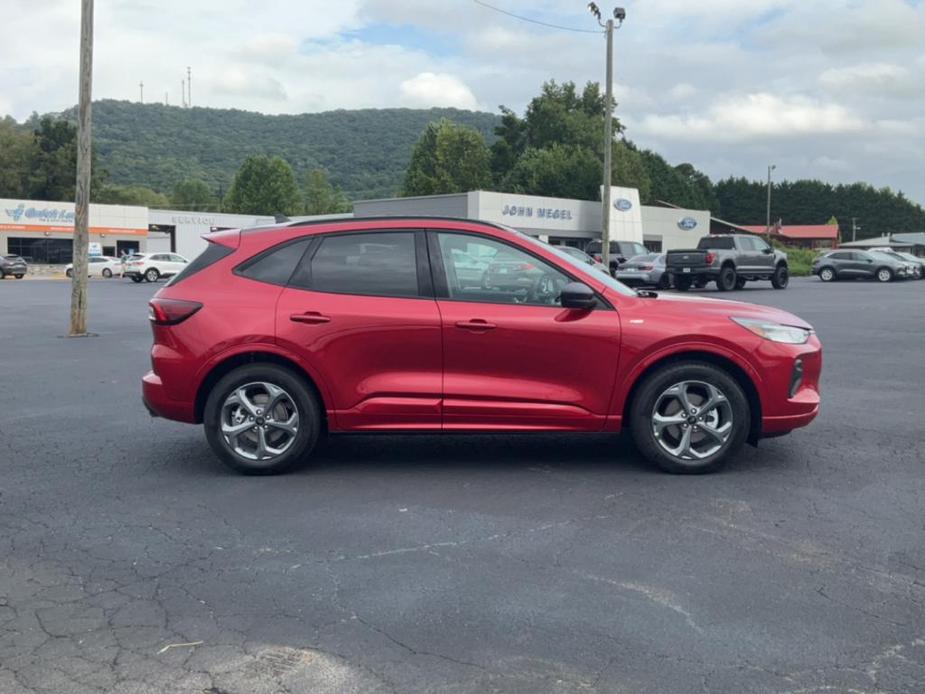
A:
[[775, 244, 819, 277]]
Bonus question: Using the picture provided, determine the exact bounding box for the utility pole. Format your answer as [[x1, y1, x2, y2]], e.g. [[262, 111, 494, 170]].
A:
[[181, 80, 186, 108], [765, 164, 776, 243], [139, 80, 144, 103], [588, 4, 625, 274], [165, 92, 169, 106], [187, 66, 192, 107], [70, 0, 94, 336], [851, 217, 860, 242]]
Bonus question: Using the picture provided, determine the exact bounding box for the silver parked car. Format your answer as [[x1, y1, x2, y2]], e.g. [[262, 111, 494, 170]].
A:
[[554, 246, 610, 276], [614, 253, 671, 289]]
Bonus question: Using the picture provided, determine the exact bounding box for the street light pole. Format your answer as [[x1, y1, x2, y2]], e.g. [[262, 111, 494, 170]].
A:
[[588, 4, 625, 274], [765, 164, 776, 243], [70, 0, 94, 336]]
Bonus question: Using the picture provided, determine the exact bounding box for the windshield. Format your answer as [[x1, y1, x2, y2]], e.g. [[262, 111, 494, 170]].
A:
[[505, 227, 636, 297]]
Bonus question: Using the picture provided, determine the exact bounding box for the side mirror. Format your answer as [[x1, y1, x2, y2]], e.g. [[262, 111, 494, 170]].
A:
[[762, 247, 773, 254], [560, 282, 596, 310]]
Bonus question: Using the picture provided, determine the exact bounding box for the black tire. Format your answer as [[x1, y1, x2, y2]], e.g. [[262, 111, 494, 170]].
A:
[[875, 267, 893, 283], [15, 274, 24, 279], [144, 268, 160, 283], [66, 268, 73, 278], [102, 268, 113, 278], [674, 275, 692, 292], [630, 361, 750, 474], [818, 267, 835, 282], [0, 270, 5, 279], [694, 279, 708, 289], [771, 264, 789, 289], [204, 363, 322, 475], [716, 265, 736, 292], [735, 276, 747, 290], [131, 275, 144, 283], [657, 274, 671, 290]]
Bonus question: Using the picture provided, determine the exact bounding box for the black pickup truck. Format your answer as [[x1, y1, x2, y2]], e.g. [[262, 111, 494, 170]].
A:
[[666, 234, 789, 292]]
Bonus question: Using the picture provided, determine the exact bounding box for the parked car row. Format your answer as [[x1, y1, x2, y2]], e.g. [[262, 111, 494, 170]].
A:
[[812, 249, 921, 282]]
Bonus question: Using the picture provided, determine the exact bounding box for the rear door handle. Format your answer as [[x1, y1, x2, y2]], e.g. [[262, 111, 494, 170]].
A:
[[455, 319, 496, 331], [290, 311, 331, 325]]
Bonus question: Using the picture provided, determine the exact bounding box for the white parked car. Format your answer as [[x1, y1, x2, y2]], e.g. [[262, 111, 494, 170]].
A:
[[65, 255, 122, 278], [123, 253, 189, 283]]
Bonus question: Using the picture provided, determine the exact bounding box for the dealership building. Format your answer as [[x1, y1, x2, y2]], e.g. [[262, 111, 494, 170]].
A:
[[2, 186, 711, 266], [352, 187, 710, 252]]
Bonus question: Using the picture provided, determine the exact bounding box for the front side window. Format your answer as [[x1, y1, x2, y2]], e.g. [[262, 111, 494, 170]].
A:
[[434, 232, 569, 306], [300, 232, 419, 298], [753, 239, 771, 253]]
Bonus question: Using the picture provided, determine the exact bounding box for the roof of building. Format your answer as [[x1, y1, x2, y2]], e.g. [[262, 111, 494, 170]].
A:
[[892, 232, 925, 246], [740, 224, 839, 240], [838, 235, 914, 249]]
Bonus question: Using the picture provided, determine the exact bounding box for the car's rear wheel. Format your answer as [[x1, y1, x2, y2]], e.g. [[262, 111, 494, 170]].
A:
[[735, 276, 747, 290], [630, 362, 750, 474], [657, 274, 670, 290], [15, 274, 24, 279], [716, 266, 736, 292], [102, 268, 113, 278], [144, 268, 160, 283], [674, 276, 692, 292], [66, 268, 73, 278], [819, 267, 835, 282], [204, 364, 321, 475], [130, 275, 144, 283], [771, 264, 789, 289], [876, 267, 893, 283]]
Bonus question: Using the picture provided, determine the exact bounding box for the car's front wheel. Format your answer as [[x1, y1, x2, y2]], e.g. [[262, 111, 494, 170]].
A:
[[819, 267, 835, 282], [102, 268, 113, 278], [876, 267, 893, 283], [771, 264, 789, 289], [630, 362, 750, 474], [66, 268, 73, 278], [204, 364, 322, 475], [130, 275, 144, 283]]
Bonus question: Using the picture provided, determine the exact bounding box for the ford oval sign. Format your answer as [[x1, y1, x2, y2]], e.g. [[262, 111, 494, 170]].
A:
[[678, 216, 698, 230], [614, 198, 633, 211]]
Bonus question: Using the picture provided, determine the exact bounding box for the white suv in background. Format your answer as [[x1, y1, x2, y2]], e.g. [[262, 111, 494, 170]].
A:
[[123, 253, 189, 283]]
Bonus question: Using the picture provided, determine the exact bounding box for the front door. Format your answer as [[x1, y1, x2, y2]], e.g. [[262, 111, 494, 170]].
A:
[[276, 230, 442, 430], [750, 237, 775, 275], [430, 231, 621, 431]]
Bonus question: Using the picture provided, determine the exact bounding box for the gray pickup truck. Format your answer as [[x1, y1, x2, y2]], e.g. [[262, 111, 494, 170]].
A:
[[666, 234, 789, 292]]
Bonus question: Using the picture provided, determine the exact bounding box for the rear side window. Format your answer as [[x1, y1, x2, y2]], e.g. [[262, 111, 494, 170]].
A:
[[292, 232, 419, 298], [236, 238, 312, 286], [168, 243, 235, 286]]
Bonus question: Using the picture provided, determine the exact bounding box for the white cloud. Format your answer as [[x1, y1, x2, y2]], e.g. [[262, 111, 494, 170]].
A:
[[819, 63, 920, 98], [634, 93, 864, 142], [399, 72, 479, 110], [668, 83, 698, 100]]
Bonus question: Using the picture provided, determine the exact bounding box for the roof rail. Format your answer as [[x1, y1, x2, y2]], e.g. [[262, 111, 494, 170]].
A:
[[283, 215, 512, 232]]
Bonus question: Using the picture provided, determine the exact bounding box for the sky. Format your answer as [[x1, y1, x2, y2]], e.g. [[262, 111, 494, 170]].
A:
[[3, 0, 924, 205]]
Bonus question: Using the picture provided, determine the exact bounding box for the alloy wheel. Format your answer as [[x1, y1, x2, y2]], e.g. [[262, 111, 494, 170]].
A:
[[220, 382, 300, 461], [651, 380, 733, 461]]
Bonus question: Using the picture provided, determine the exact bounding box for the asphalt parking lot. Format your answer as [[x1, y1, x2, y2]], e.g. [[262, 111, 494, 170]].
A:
[[1, 277, 923, 694]]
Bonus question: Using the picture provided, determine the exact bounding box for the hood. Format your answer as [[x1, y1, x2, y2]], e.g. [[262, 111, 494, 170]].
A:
[[647, 292, 813, 330]]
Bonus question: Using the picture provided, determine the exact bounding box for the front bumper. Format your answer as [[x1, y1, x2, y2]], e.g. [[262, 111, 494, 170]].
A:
[[142, 371, 196, 423], [758, 337, 822, 435]]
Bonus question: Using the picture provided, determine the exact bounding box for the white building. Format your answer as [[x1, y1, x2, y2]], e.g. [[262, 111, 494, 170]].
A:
[[147, 209, 276, 259], [352, 187, 710, 252]]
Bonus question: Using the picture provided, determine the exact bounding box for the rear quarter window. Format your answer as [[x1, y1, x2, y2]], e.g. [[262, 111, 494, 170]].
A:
[[168, 243, 236, 286], [235, 238, 312, 286]]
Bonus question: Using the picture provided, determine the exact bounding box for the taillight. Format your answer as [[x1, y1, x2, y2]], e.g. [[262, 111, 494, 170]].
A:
[[705, 252, 717, 264], [149, 298, 202, 325], [640, 265, 654, 271]]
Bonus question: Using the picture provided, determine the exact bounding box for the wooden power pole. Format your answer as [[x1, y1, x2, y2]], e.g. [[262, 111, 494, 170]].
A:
[[70, 0, 94, 336]]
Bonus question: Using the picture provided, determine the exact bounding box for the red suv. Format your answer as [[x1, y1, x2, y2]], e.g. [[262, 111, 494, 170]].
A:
[[142, 218, 821, 475]]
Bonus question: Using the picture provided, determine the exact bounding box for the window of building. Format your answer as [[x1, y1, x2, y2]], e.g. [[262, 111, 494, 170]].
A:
[[7, 238, 73, 264], [294, 232, 419, 298]]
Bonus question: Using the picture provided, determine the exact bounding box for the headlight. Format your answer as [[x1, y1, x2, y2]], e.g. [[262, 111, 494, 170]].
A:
[[731, 317, 812, 344]]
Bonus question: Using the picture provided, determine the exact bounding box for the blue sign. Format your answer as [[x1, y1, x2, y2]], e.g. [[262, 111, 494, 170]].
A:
[[678, 216, 698, 230], [614, 198, 633, 211]]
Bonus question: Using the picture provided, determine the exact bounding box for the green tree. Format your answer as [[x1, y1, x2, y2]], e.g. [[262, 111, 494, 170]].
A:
[[225, 155, 302, 216], [171, 178, 218, 210], [0, 118, 32, 198], [303, 169, 351, 214], [93, 183, 169, 207], [402, 119, 492, 196], [501, 144, 602, 199], [27, 116, 106, 201]]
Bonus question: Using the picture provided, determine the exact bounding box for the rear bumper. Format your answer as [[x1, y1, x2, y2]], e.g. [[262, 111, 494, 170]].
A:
[[142, 371, 196, 423]]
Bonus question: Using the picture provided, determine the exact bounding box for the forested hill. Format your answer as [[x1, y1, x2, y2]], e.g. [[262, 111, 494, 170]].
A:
[[72, 100, 501, 200]]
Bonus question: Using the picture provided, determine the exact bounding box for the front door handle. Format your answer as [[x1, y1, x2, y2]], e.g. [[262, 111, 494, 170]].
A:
[[455, 319, 496, 331], [290, 311, 331, 325]]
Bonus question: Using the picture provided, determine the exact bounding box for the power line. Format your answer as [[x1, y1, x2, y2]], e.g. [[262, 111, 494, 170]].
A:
[[471, 0, 602, 34]]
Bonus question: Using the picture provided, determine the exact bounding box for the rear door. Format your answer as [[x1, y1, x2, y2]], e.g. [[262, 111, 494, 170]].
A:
[[275, 230, 443, 430], [430, 230, 621, 431]]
